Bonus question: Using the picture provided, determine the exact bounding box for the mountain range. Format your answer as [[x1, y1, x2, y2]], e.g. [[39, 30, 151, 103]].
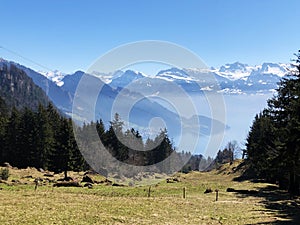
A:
[[0, 58, 291, 153], [105, 62, 289, 95], [33, 61, 289, 96]]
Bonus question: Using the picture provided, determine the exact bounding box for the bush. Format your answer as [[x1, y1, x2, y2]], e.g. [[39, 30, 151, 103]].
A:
[[0, 168, 10, 180]]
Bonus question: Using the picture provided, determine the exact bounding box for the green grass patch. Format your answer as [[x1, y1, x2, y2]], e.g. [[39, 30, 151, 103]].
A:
[[0, 162, 299, 224]]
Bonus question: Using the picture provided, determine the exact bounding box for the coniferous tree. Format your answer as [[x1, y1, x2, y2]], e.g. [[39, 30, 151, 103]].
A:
[[104, 113, 129, 161], [0, 97, 8, 163], [18, 107, 37, 167], [267, 51, 300, 194], [144, 137, 156, 166], [246, 50, 300, 195], [51, 118, 73, 178], [35, 104, 54, 169], [246, 111, 280, 182], [96, 119, 105, 139], [4, 107, 21, 166], [68, 118, 86, 172]]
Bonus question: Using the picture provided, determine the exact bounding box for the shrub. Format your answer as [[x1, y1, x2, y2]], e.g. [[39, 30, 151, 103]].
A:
[[0, 168, 10, 180]]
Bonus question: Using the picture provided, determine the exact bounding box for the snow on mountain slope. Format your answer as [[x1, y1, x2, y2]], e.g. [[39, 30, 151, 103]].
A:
[[255, 63, 288, 77], [213, 62, 289, 81], [35, 61, 290, 89], [39, 70, 65, 86], [109, 70, 146, 88], [216, 62, 252, 80], [10, 58, 290, 96], [156, 67, 194, 82]]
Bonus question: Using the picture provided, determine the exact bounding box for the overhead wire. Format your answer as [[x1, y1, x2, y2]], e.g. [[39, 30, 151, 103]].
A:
[[0, 45, 53, 72]]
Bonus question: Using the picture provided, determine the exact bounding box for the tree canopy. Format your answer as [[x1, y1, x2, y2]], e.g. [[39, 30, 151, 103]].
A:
[[246, 50, 300, 195]]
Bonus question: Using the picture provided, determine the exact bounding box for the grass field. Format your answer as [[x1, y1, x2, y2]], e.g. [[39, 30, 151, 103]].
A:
[[0, 161, 299, 225]]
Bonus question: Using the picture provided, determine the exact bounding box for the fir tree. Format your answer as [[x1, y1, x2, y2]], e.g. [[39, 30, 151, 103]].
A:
[[246, 50, 300, 195]]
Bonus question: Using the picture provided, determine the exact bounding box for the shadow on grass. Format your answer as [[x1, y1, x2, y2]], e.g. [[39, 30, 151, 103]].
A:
[[230, 183, 300, 224]]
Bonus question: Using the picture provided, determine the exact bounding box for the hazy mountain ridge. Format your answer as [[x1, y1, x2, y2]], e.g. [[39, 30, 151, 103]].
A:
[[0, 59, 227, 146], [0, 58, 289, 111], [80, 62, 289, 95], [29, 61, 289, 93]]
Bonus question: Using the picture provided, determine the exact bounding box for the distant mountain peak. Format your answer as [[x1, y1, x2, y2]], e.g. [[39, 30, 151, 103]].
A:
[[157, 67, 188, 77], [108, 70, 145, 88], [123, 69, 146, 77], [257, 62, 288, 77], [219, 62, 248, 72], [155, 67, 195, 83], [39, 70, 65, 86]]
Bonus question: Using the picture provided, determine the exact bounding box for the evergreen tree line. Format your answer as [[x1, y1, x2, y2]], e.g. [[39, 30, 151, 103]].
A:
[[0, 102, 213, 176], [78, 113, 212, 175], [246, 51, 300, 195], [0, 102, 87, 177]]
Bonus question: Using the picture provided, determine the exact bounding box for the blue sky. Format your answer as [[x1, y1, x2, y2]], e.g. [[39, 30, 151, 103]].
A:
[[1, 0, 300, 74]]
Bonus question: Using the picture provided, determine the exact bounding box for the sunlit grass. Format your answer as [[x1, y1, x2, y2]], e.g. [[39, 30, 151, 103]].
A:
[[0, 161, 295, 224]]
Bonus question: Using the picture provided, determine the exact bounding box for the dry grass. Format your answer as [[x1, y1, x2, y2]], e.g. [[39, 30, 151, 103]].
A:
[[0, 161, 299, 224]]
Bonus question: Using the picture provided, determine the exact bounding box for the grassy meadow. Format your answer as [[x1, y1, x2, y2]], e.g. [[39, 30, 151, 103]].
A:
[[0, 160, 299, 225]]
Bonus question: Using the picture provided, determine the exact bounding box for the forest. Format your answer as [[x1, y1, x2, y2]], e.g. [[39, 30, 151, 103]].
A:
[[0, 99, 212, 178]]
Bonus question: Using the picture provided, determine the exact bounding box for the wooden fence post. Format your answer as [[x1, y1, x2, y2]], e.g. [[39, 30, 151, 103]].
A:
[[34, 178, 39, 191], [215, 189, 219, 201], [148, 186, 151, 198]]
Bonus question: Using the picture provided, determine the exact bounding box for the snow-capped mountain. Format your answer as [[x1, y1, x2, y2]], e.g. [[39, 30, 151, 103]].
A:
[[3, 58, 287, 97], [256, 62, 288, 77], [109, 70, 146, 88], [32, 61, 289, 96], [213, 62, 289, 81], [215, 62, 253, 80], [38, 70, 65, 86], [102, 62, 290, 95], [156, 67, 192, 81]]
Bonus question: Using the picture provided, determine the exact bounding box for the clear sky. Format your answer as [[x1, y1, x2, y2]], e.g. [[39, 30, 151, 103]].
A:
[[1, 0, 300, 74]]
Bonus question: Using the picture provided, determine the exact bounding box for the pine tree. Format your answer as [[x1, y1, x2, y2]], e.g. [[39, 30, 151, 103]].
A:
[[104, 113, 129, 161], [267, 51, 300, 194], [246, 50, 300, 195], [4, 107, 21, 166], [246, 111, 280, 181], [18, 107, 37, 167], [0, 97, 8, 164], [96, 119, 105, 138], [153, 129, 174, 172], [124, 128, 144, 165], [66, 118, 86, 172], [35, 104, 54, 169], [51, 118, 73, 178]]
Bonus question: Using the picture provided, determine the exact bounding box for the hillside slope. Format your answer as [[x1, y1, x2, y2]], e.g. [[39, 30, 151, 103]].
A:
[[0, 63, 50, 111]]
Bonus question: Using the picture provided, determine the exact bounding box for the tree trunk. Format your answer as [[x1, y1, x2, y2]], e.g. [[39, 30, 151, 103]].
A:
[[288, 169, 300, 196], [64, 170, 68, 180]]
